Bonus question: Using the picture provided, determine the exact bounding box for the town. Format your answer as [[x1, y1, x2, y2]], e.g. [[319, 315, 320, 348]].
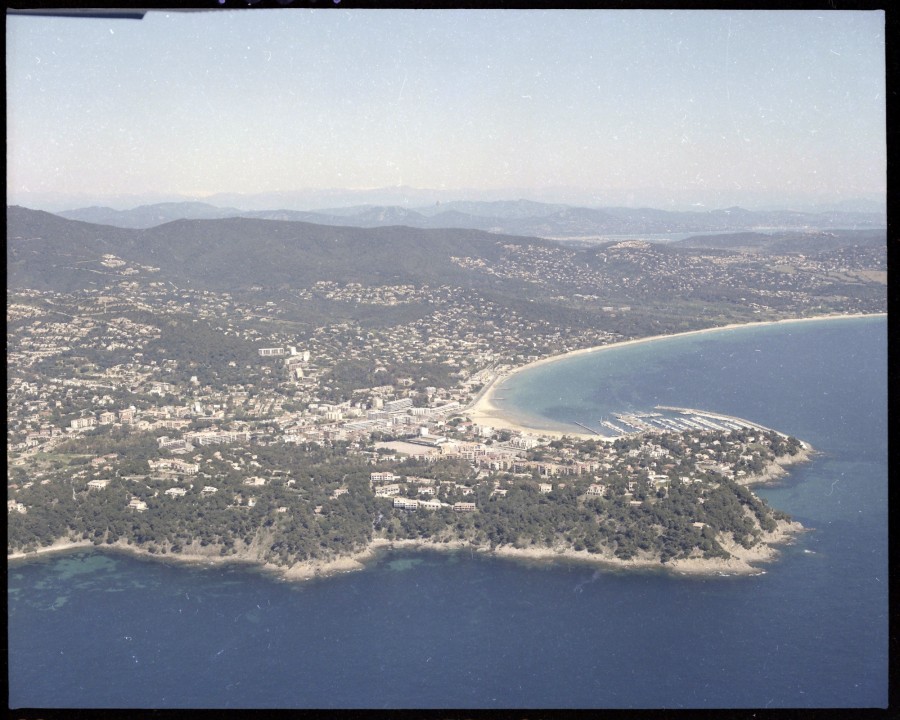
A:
[[7, 218, 883, 570]]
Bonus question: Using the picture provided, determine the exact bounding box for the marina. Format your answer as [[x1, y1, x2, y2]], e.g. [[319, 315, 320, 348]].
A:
[[656, 406, 773, 433], [570, 406, 787, 441], [600, 419, 628, 434]]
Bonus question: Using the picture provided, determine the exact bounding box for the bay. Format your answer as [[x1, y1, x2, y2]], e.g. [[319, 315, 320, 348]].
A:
[[8, 315, 887, 709]]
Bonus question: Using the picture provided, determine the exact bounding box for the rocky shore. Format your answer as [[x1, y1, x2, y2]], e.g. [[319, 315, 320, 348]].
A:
[[8, 515, 806, 580], [735, 443, 816, 487], [9, 436, 814, 581]]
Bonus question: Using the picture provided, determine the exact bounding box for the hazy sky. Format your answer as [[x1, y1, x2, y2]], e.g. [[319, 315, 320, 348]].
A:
[[6, 9, 886, 210]]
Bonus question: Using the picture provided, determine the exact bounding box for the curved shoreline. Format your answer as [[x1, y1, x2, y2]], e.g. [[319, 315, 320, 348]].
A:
[[468, 312, 885, 438], [7, 537, 387, 581], [8, 529, 803, 579], [9, 314, 869, 580], [7, 538, 95, 560]]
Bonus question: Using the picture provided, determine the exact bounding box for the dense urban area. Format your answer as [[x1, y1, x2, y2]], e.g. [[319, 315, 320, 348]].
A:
[[8, 208, 886, 571]]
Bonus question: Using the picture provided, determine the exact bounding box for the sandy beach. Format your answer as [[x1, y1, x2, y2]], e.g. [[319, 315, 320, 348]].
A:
[[8, 313, 869, 580], [467, 312, 884, 438]]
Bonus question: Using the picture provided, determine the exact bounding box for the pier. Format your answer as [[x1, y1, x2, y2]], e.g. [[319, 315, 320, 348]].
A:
[[572, 420, 602, 436], [601, 420, 627, 434], [615, 413, 655, 432]]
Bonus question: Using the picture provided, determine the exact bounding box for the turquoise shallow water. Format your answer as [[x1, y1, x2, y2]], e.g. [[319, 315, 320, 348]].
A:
[[8, 316, 887, 708]]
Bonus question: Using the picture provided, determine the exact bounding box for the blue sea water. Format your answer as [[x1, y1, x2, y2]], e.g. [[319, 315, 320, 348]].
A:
[[8, 316, 887, 709]]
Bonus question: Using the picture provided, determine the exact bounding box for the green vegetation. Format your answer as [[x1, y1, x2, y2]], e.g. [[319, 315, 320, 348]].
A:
[[9, 429, 803, 568], [8, 207, 864, 574]]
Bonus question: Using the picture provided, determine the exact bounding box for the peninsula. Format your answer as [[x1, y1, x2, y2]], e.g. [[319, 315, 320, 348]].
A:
[[9, 208, 882, 578], [10, 339, 816, 578], [9, 428, 811, 578]]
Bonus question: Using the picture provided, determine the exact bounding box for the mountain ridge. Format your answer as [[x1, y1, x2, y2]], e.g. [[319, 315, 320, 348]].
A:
[[55, 199, 885, 235], [7, 205, 547, 294], [8, 205, 885, 303]]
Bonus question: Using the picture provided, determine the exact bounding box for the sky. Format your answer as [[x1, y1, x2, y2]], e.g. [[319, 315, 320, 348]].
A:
[[6, 8, 887, 212]]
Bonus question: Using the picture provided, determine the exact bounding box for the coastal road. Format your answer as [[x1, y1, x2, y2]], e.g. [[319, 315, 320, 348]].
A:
[[462, 364, 507, 413]]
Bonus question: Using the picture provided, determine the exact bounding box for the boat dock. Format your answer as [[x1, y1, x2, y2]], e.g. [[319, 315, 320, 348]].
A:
[[601, 420, 628, 434], [654, 406, 773, 434], [572, 420, 602, 436], [614, 413, 655, 432], [568, 406, 792, 443]]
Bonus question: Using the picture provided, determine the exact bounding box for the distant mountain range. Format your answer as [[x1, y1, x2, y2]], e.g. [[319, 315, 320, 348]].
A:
[[55, 200, 885, 236], [670, 230, 886, 254]]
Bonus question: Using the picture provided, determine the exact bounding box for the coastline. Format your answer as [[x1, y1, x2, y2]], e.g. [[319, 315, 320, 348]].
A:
[[8, 313, 862, 580], [467, 312, 885, 438], [488, 517, 805, 577], [7, 536, 383, 582], [7, 537, 95, 560], [8, 520, 805, 580], [736, 445, 817, 487]]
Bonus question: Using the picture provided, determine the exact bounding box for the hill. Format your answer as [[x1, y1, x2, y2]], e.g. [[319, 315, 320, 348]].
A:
[[672, 229, 886, 253], [50, 199, 886, 235], [57, 201, 245, 228], [6, 205, 545, 295]]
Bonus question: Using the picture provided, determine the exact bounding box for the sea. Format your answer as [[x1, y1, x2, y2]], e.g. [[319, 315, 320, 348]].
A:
[[8, 315, 887, 709]]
